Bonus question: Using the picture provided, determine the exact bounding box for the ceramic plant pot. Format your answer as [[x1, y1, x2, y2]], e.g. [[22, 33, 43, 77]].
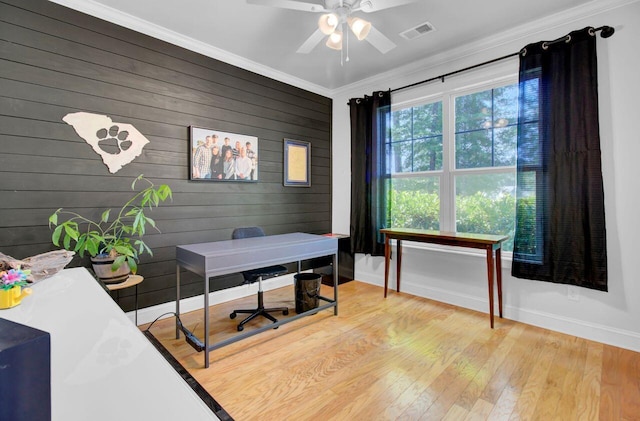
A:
[[91, 254, 131, 284]]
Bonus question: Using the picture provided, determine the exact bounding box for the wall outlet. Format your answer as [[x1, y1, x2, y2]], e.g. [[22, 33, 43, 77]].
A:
[[567, 285, 580, 301]]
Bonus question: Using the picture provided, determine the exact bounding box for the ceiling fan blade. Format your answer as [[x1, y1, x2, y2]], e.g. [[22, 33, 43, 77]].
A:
[[365, 25, 396, 54], [296, 28, 326, 54], [357, 0, 419, 13], [246, 0, 328, 12]]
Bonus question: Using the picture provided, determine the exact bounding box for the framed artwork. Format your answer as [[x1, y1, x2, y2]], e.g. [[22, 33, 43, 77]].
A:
[[284, 138, 311, 187], [189, 126, 258, 182]]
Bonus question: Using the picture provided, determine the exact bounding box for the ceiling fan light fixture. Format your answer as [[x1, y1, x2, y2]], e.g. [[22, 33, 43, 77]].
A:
[[318, 13, 339, 35], [348, 17, 371, 41], [326, 30, 343, 50]]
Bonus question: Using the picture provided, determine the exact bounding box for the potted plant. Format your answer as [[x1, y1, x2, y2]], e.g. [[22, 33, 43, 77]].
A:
[[48, 175, 172, 282]]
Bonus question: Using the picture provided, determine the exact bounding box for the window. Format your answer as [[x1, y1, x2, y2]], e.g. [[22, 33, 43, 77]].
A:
[[386, 79, 519, 251]]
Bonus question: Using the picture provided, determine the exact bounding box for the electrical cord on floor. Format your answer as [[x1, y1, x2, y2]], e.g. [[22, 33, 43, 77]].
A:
[[144, 312, 205, 353]]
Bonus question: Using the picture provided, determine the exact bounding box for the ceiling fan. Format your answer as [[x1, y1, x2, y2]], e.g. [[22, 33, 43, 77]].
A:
[[246, 0, 418, 54]]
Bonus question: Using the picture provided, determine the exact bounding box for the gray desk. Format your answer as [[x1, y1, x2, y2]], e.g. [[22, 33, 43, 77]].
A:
[[176, 232, 339, 367]]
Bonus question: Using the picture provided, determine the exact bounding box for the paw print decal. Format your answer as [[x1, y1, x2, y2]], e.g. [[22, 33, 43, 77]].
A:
[[63, 112, 149, 173], [96, 125, 133, 155]]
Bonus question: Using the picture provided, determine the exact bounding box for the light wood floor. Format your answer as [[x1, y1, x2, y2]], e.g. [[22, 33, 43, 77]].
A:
[[142, 281, 640, 421]]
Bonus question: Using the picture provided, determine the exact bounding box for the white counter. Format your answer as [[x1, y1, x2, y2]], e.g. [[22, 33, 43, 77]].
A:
[[1, 267, 218, 421]]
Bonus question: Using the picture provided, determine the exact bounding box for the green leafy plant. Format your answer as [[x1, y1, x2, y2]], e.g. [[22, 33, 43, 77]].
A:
[[48, 175, 172, 274]]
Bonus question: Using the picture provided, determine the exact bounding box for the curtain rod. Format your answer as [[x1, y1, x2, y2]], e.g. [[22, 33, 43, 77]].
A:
[[390, 25, 615, 94]]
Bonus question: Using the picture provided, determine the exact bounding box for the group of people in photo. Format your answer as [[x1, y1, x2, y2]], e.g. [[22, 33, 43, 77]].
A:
[[192, 133, 257, 181]]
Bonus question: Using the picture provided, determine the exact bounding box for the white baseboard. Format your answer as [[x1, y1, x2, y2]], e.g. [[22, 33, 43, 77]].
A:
[[128, 269, 640, 353], [127, 273, 297, 326], [355, 270, 640, 353]]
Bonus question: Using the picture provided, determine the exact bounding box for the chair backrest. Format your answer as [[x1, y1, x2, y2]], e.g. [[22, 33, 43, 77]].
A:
[[232, 226, 265, 240]]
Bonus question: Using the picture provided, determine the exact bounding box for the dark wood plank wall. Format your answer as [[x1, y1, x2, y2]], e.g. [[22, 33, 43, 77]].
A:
[[0, 0, 332, 311]]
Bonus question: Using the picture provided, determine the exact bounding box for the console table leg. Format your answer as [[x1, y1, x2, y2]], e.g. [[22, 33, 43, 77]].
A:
[[396, 239, 402, 293], [486, 248, 495, 329], [384, 236, 390, 298], [496, 247, 503, 319]]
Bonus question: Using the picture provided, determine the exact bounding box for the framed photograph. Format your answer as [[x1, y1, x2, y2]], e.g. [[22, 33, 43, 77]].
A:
[[189, 126, 258, 182], [284, 138, 311, 187]]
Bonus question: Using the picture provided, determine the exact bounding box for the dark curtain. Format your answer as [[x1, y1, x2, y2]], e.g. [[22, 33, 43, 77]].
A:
[[349, 90, 391, 256], [512, 27, 608, 291]]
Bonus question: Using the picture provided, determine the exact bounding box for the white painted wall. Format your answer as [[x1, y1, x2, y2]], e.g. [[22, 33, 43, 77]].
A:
[[331, 1, 640, 351]]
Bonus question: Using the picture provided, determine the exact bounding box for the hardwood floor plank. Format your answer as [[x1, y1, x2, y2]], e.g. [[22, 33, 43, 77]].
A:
[[481, 324, 549, 407], [575, 341, 603, 421], [599, 345, 622, 420], [416, 324, 511, 419], [443, 404, 470, 420], [619, 347, 640, 420], [598, 344, 640, 421], [465, 398, 495, 421], [140, 281, 640, 421], [456, 321, 523, 410], [509, 331, 564, 419], [555, 337, 589, 420]]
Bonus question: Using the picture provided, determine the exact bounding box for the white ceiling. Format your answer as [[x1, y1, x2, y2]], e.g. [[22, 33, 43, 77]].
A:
[[53, 0, 605, 95]]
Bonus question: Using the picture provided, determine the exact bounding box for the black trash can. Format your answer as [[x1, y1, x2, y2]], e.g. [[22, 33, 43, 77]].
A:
[[294, 273, 322, 314]]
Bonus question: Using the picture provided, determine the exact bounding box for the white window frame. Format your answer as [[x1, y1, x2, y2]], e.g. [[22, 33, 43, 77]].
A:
[[389, 71, 518, 257]]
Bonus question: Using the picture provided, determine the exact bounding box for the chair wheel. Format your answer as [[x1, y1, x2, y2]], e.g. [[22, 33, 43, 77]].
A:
[[230, 312, 237, 319], [273, 325, 279, 330], [237, 325, 244, 332], [283, 309, 289, 316]]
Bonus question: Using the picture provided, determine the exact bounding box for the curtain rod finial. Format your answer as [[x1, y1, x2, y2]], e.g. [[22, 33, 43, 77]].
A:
[[600, 26, 615, 38]]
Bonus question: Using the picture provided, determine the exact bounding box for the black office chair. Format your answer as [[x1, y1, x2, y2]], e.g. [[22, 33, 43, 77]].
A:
[[229, 227, 289, 331]]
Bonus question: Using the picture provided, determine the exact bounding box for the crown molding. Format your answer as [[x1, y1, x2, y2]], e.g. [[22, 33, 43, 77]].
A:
[[48, 0, 333, 97], [329, 0, 639, 98], [49, 0, 636, 99]]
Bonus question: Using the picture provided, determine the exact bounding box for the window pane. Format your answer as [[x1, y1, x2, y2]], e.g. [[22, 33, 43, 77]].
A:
[[386, 141, 413, 173], [413, 136, 443, 171], [389, 101, 443, 173], [413, 102, 442, 138], [456, 130, 492, 169], [494, 125, 517, 166], [514, 170, 538, 257], [493, 84, 518, 126], [455, 173, 516, 251], [521, 78, 540, 122], [389, 177, 440, 230], [391, 108, 412, 141], [455, 84, 518, 169], [517, 122, 540, 167], [455, 90, 492, 132]]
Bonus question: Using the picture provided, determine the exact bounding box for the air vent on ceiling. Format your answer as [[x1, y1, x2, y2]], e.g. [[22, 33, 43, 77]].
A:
[[399, 21, 436, 40]]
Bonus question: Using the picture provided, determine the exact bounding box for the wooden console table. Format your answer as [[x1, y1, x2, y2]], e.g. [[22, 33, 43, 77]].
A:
[[380, 228, 508, 328]]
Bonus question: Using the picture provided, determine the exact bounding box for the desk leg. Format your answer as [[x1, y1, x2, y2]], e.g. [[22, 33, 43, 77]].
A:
[[486, 248, 495, 329], [496, 247, 503, 319], [333, 253, 338, 315], [204, 269, 210, 368], [176, 264, 181, 339], [396, 239, 402, 293], [384, 235, 390, 298]]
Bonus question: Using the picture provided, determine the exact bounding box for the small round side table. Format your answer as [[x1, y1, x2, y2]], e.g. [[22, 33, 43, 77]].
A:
[[106, 274, 144, 325]]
